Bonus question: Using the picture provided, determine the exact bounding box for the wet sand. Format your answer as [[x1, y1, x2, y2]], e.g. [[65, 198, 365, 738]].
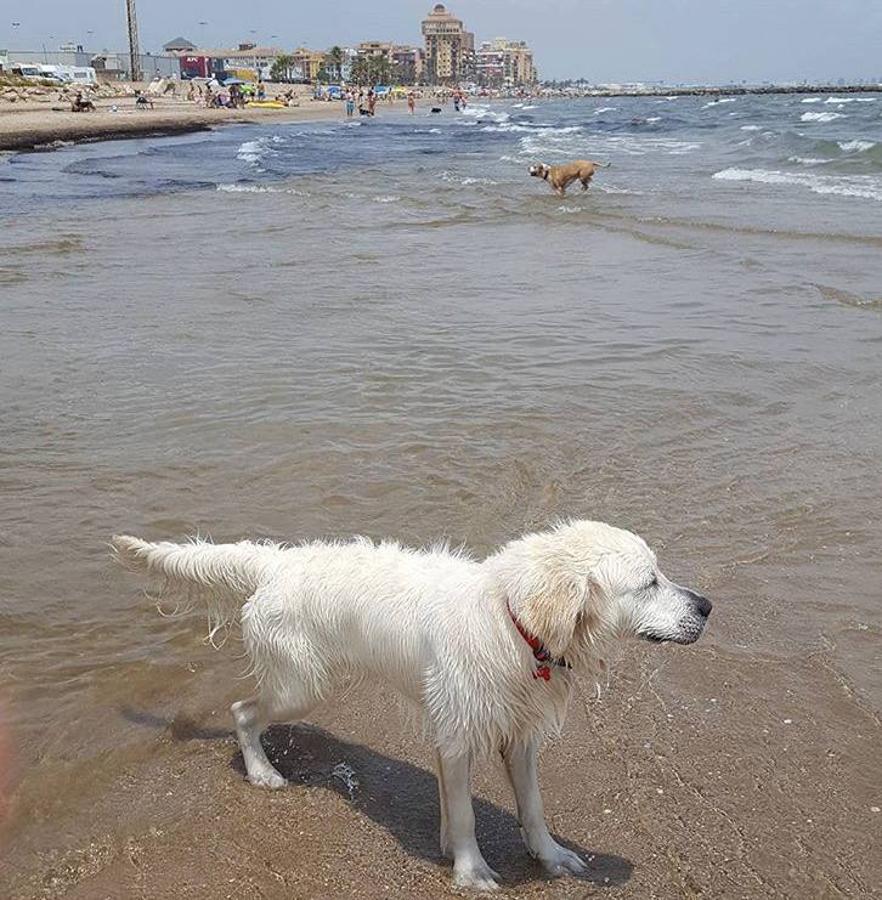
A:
[[3, 642, 879, 898]]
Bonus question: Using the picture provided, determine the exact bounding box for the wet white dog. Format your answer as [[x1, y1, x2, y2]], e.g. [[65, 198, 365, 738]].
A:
[[113, 520, 711, 891]]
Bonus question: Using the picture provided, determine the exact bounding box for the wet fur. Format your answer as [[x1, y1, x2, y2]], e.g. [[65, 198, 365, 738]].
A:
[[112, 520, 709, 890]]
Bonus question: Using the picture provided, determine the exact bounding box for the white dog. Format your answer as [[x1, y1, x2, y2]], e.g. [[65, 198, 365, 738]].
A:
[[113, 520, 711, 891]]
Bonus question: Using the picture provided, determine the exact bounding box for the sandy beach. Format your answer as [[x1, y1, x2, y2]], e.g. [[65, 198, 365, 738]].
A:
[[0, 89, 350, 152], [3, 642, 878, 898]]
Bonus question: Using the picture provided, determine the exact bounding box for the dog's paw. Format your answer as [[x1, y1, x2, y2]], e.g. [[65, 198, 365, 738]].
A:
[[453, 859, 500, 892], [247, 768, 288, 790], [538, 842, 587, 877]]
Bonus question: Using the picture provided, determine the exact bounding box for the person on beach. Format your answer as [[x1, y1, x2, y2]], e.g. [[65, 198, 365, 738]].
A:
[[345, 90, 355, 118], [70, 91, 95, 112], [407, 91, 416, 114], [367, 89, 377, 116]]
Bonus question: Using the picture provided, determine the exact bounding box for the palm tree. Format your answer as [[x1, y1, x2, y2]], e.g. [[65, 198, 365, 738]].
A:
[[270, 54, 295, 83], [327, 45, 345, 82]]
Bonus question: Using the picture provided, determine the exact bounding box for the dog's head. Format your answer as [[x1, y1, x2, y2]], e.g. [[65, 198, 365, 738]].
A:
[[494, 520, 712, 660], [529, 163, 550, 180]]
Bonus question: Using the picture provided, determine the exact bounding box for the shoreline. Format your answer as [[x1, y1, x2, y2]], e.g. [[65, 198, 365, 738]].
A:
[[3, 84, 880, 155], [0, 101, 348, 154]]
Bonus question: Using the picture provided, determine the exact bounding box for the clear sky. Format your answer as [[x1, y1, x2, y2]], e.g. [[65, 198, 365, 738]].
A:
[[4, 0, 882, 84]]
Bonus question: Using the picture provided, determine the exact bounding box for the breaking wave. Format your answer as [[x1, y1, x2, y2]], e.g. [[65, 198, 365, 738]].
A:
[[712, 167, 882, 201]]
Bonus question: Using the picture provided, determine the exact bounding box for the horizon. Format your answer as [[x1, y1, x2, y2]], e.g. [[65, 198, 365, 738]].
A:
[[3, 0, 882, 84]]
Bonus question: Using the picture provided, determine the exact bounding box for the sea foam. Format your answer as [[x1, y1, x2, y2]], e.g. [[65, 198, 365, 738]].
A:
[[713, 167, 882, 201], [801, 111, 844, 123]]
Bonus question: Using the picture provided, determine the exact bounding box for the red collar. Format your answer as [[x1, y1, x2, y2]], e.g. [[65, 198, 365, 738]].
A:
[[507, 602, 570, 681]]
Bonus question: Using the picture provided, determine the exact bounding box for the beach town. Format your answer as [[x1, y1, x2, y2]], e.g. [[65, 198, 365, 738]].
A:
[[0, 4, 543, 151], [3, 2, 879, 152]]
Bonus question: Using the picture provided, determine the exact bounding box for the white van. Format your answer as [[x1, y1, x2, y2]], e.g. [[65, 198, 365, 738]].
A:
[[67, 67, 97, 86], [13, 64, 44, 80], [37, 65, 69, 84]]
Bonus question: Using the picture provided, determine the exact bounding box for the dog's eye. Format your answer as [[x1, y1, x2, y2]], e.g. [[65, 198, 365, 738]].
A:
[[645, 576, 658, 590]]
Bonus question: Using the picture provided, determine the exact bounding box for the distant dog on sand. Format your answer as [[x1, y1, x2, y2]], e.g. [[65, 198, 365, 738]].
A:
[[113, 520, 711, 891], [529, 160, 610, 196]]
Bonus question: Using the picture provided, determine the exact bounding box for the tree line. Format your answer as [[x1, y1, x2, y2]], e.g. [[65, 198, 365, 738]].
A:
[[270, 46, 415, 86]]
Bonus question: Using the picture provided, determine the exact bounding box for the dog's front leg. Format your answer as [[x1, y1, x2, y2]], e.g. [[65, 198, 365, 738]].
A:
[[436, 751, 451, 859], [437, 752, 500, 891], [502, 739, 586, 877]]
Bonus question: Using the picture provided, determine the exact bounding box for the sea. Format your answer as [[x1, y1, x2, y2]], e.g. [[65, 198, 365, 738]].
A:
[[1, 93, 880, 833]]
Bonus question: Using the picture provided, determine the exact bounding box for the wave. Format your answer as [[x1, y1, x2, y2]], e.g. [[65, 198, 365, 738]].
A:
[[771, 134, 882, 171], [839, 140, 876, 153], [712, 167, 882, 201], [216, 182, 306, 195], [527, 134, 702, 157], [801, 111, 844, 123], [438, 171, 498, 186], [788, 156, 832, 166], [235, 137, 283, 166], [483, 122, 583, 136]]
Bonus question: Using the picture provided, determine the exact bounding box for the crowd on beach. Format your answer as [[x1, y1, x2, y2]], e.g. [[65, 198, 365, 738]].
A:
[[332, 85, 471, 117]]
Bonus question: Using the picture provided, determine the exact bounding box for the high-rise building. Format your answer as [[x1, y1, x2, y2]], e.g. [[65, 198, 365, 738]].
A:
[[475, 38, 537, 88], [421, 4, 474, 84], [354, 41, 424, 83]]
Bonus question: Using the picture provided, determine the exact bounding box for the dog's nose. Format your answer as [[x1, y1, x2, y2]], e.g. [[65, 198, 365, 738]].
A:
[[684, 589, 712, 618]]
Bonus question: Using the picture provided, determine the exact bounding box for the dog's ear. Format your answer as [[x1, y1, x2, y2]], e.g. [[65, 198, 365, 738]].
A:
[[506, 565, 593, 660]]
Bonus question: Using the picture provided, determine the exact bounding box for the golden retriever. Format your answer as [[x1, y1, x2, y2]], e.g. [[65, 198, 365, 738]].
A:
[[113, 519, 711, 891]]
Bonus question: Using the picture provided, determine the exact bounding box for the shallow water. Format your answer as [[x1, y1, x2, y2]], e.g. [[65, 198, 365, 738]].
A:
[[1, 94, 880, 823]]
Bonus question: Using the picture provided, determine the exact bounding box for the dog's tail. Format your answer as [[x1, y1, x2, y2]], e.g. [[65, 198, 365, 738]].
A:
[[112, 534, 276, 645]]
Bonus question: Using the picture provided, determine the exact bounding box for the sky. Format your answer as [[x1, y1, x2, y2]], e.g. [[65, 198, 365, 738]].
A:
[[3, 0, 882, 84]]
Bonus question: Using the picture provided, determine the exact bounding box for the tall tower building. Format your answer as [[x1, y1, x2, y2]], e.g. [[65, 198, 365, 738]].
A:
[[421, 4, 474, 84]]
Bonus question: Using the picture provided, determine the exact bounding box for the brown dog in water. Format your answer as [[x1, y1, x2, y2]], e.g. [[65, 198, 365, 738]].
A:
[[529, 160, 610, 196]]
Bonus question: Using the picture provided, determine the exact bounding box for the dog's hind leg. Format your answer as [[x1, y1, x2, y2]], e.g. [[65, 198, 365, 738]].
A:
[[231, 697, 289, 789], [231, 690, 320, 790], [502, 739, 586, 877], [235, 590, 327, 788]]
